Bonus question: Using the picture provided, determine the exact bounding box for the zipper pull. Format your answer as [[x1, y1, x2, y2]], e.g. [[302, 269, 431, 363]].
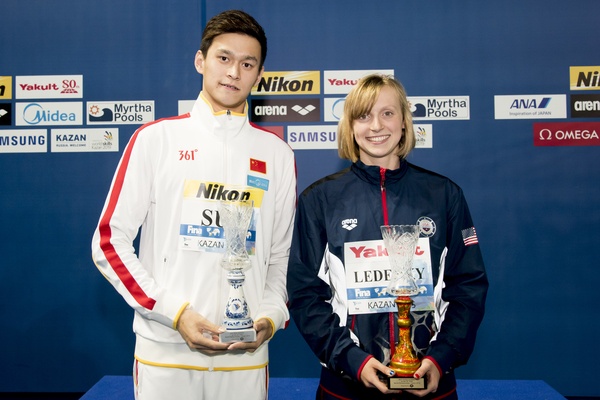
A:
[[226, 109, 231, 120], [380, 167, 389, 225]]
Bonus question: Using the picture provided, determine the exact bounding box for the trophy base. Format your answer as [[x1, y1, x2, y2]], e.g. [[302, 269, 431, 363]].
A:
[[219, 328, 257, 343], [387, 375, 427, 390]]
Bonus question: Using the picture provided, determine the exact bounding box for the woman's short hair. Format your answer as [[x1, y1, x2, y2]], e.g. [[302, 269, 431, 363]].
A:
[[338, 74, 415, 162]]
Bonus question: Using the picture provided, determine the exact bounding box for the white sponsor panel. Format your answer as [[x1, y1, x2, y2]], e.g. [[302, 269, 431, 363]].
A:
[[324, 97, 345, 122], [324, 69, 394, 94], [287, 125, 337, 150], [0, 129, 47, 153], [410, 96, 470, 120], [178, 100, 195, 115], [16, 75, 83, 99], [16, 102, 82, 126], [87, 101, 155, 125], [494, 94, 567, 119], [414, 124, 433, 149], [51, 128, 119, 152]]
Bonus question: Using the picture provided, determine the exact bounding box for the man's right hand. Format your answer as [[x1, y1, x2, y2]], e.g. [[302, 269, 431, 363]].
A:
[[176, 307, 230, 353]]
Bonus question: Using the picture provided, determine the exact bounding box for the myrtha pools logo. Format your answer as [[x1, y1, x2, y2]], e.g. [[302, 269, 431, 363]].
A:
[[87, 101, 154, 125]]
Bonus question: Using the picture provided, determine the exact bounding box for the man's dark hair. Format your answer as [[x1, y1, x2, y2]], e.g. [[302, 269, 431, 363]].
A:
[[200, 10, 267, 69]]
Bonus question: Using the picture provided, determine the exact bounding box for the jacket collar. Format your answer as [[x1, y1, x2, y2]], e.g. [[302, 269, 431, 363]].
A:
[[352, 158, 409, 185], [190, 92, 248, 140]]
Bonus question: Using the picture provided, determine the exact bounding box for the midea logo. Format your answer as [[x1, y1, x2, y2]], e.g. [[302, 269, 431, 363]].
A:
[[23, 103, 76, 125]]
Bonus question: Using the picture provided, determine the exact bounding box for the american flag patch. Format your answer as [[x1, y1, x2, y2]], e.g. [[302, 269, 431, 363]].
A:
[[250, 158, 267, 174], [461, 227, 479, 246]]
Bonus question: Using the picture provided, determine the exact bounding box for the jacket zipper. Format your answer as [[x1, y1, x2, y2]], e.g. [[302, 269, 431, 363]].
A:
[[214, 109, 232, 365], [379, 167, 396, 357], [380, 167, 389, 225], [351, 167, 395, 351]]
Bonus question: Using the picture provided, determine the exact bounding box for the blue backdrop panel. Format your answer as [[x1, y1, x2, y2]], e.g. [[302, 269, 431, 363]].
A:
[[1, 0, 599, 396]]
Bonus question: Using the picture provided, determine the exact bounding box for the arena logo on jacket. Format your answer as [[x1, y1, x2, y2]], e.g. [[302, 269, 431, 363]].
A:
[[178, 180, 265, 253], [344, 239, 434, 314]]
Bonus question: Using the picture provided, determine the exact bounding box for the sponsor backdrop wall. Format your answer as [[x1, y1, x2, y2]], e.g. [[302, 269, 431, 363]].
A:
[[1, 0, 599, 396]]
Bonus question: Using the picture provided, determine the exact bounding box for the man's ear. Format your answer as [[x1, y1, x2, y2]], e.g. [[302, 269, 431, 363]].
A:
[[194, 51, 204, 74], [254, 66, 265, 87]]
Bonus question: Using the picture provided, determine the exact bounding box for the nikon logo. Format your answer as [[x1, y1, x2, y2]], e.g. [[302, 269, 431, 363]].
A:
[[197, 183, 252, 202], [570, 66, 600, 91], [252, 71, 320, 95]]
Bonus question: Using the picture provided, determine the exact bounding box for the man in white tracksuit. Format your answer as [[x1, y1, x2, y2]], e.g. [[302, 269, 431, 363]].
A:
[[91, 10, 296, 400]]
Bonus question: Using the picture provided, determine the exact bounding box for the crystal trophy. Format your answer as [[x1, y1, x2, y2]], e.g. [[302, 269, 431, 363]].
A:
[[380, 224, 426, 389], [218, 201, 256, 343]]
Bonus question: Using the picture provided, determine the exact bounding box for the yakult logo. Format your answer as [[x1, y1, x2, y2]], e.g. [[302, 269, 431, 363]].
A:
[[323, 69, 394, 94], [16, 75, 83, 99]]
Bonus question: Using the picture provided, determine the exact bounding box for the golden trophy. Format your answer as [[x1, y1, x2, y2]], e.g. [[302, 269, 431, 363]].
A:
[[218, 201, 257, 343], [380, 224, 426, 389]]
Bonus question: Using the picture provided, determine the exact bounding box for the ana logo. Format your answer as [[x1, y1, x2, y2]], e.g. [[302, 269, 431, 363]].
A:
[[494, 95, 566, 119], [342, 218, 358, 231], [417, 216, 436, 237], [510, 97, 551, 109]]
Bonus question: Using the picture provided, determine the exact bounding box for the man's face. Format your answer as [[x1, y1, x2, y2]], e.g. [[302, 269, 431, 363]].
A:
[[195, 33, 264, 114]]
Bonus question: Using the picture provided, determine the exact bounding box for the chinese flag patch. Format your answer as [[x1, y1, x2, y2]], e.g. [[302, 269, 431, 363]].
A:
[[250, 158, 267, 174]]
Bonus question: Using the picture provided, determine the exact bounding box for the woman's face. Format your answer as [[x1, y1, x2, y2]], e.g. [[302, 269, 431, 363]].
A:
[[352, 86, 404, 170]]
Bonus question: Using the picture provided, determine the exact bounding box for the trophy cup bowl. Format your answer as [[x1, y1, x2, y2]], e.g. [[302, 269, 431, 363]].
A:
[[219, 200, 257, 343], [380, 224, 426, 390]]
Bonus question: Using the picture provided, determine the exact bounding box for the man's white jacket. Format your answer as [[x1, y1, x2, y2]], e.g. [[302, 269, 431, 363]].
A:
[[91, 93, 296, 370]]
